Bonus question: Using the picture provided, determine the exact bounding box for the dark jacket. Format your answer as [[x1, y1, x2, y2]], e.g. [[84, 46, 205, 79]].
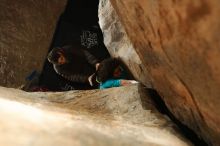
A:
[[48, 45, 99, 84]]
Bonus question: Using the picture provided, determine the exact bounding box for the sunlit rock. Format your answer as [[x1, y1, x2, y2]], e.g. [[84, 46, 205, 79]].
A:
[[98, 0, 152, 87], [0, 85, 192, 146]]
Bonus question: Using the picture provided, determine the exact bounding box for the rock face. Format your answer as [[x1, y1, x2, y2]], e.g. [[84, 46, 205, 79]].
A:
[[0, 0, 67, 87], [0, 85, 192, 146], [99, 0, 220, 145], [98, 0, 151, 87]]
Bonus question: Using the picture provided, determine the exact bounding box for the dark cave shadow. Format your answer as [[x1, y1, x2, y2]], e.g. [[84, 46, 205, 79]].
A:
[[139, 86, 208, 146], [38, 0, 110, 91]]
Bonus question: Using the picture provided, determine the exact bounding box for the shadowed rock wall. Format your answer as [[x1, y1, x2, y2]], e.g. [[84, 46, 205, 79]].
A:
[[0, 0, 67, 87], [99, 0, 220, 145]]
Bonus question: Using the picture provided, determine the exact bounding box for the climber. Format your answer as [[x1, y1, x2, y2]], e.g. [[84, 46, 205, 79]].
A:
[[47, 44, 100, 87], [94, 58, 138, 89]]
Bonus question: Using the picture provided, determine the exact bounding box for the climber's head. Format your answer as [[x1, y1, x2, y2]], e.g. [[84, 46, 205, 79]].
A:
[[47, 47, 67, 65], [96, 58, 122, 82]]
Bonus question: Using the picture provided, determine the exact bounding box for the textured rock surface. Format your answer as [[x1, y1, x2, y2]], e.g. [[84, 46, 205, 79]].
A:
[[98, 0, 151, 87], [0, 85, 192, 146], [0, 0, 67, 87], [98, 0, 220, 145]]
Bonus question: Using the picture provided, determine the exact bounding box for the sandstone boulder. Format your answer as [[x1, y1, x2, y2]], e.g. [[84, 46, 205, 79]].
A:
[[98, 0, 151, 87], [99, 0, 220, 145], [0, 85, 192, 146], [0, 0, 67, 87]]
